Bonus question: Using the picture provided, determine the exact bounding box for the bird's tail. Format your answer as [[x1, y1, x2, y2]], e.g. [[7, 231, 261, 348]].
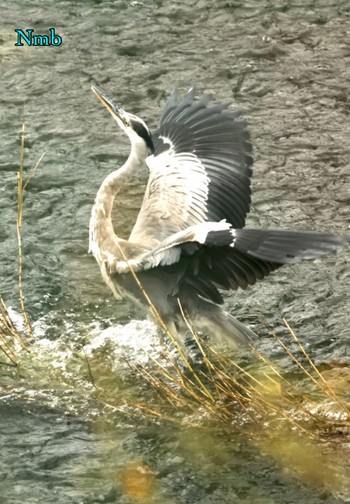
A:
[[188, 297, 255, 347]]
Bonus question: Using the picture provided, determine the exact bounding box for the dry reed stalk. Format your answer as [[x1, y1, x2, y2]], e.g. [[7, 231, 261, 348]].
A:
[[119, 310, 349, 437], [0, 124, 45, 363], [283, 318, 350, 416], [17, 123, 33, 338], [16, 123, 45, 339]]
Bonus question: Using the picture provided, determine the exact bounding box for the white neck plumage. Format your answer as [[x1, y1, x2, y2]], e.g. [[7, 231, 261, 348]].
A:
[[89, 138, 148, 262]]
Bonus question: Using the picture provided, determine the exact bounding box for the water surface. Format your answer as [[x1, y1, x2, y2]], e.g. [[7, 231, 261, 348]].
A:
[[1, 1, 350, 502]]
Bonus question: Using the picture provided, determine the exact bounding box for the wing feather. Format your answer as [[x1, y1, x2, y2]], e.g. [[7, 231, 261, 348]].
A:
[[129, 88, 253, 245], [121, 89, 345, 307]]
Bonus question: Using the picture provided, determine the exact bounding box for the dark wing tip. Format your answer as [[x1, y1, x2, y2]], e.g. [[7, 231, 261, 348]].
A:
[[155, 88, 254, 229], [234, 229, 348, 264]]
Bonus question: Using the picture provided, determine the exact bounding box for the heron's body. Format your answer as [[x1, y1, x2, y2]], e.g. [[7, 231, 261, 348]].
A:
[[90, 86, 346, 346]]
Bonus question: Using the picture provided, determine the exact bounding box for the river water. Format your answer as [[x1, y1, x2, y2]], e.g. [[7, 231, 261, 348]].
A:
[[1, 1, 350, 503]]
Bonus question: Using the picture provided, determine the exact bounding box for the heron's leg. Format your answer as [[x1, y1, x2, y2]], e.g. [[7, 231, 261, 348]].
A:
[[151, 316, 187, 356]]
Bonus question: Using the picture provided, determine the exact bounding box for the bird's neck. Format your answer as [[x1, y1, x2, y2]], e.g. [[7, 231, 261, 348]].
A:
[[89, 141, 147, 262]]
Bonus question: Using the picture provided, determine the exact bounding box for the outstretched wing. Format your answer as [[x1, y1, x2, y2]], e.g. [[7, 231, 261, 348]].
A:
[[111, 221, 346, 305], [129, 88, 253, 246]]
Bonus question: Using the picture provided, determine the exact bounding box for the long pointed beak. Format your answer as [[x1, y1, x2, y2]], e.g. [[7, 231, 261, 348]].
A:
[[91, 86, 129, 125]]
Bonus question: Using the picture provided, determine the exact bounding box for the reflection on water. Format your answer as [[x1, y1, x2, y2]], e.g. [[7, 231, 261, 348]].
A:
[[1, 0, 350, 502]]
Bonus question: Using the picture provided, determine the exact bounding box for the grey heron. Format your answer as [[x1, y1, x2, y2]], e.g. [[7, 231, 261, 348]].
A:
[[89, 86, 346, 347]]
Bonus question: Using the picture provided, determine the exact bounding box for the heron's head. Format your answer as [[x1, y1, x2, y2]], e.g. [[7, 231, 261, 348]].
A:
[[91, 86, 154, 155]]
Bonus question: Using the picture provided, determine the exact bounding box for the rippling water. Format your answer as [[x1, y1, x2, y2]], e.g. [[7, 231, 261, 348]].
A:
[[1, 1, 350, 502]]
